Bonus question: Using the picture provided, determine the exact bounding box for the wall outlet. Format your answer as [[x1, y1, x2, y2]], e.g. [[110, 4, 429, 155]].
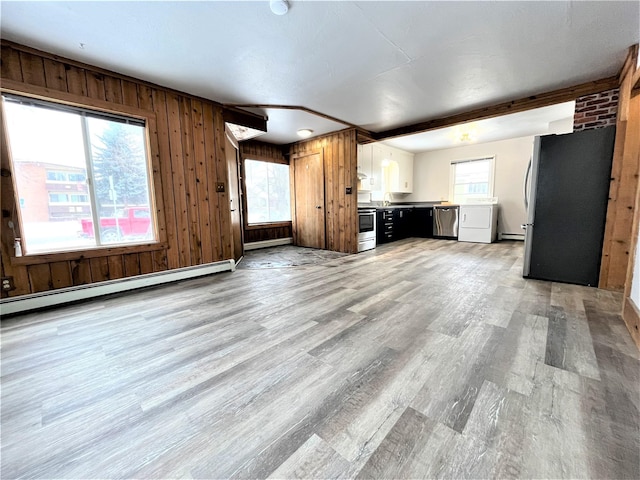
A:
[[2, 276, 15, 292]]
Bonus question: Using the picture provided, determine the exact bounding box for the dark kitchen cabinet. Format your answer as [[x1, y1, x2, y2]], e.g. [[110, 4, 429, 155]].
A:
[[377, 207, 416, 244], [412, 207, 434, 238], [393, 208, 413, 240], [377, 208, 395, 244]]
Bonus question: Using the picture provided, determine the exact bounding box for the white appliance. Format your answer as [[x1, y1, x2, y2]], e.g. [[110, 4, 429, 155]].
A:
[[357, 208, 376, 252], [458, 204, 498, 243]]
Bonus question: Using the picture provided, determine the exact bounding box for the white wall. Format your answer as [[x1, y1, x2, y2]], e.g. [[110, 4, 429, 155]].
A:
[[406, 115, 574, 236], [406, 136, 535, 236], [548, 116, 574, 134]]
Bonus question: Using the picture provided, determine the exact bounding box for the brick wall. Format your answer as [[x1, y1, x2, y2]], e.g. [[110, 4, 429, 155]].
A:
[[573, 88, 619, 131]]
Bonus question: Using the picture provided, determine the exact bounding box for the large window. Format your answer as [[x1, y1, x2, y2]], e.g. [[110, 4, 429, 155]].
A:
[[3, 94, 156, 255], [450, 157, 495, 204], [244, 159, 291, 224]]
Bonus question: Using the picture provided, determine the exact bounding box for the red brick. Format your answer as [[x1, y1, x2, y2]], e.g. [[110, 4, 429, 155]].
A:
[[586, 98, 612, 106], [575, 105, 598, 113]]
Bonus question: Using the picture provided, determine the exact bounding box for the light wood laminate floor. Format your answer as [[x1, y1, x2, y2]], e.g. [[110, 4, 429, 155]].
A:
[[1, 239, 638, 479]]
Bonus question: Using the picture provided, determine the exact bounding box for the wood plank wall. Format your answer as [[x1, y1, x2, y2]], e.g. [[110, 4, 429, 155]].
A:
[[600, 45, 640, 293], [0, 41, 233, 298], [622, 90, 640, 348], [288, 129, 358, 254], [617, 46, 640, 348], [239, 140, 292, 244]]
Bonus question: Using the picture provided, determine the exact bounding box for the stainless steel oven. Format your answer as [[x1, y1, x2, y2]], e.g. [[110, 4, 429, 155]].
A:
[[358, 208, 376, 252]]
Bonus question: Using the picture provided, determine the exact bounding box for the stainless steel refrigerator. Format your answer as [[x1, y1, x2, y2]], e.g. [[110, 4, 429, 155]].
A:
[[522, 126, 616, 286]]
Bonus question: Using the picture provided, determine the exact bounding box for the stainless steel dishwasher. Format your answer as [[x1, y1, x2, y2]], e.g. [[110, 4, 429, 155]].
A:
[[433, 205, 459, 239]]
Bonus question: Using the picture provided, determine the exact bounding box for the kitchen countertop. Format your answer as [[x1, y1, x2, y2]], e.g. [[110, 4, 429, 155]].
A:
[[358, 202, 447, 209]]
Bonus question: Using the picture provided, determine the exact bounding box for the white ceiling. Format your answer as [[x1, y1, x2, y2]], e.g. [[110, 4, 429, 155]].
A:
[[384, 101, 576, 153], [1, 1, 638, 149]]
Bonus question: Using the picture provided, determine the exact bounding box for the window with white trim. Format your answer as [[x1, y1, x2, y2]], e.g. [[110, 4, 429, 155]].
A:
[[2, 94, 157, 254], [244, 159, 291, 224], [450, 157, 495, 204]]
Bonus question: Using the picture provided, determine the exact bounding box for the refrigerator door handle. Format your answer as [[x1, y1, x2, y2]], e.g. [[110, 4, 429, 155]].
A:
[[523, 157, 532, 211], [523, 223, 533, 277]]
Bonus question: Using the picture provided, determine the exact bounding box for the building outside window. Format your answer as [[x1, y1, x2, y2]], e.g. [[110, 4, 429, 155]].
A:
[[450, 157, 495, 204], [2, 94, 157, 254], [244, 159, 291, 224]]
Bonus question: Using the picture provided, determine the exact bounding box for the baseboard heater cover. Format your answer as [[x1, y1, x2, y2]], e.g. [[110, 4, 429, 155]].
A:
[[499, 233, 525, 241], [244, 237, 293, 251], [0, 259, 236, 316]]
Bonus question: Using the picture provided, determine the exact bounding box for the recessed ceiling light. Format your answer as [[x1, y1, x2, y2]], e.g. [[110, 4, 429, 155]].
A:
[[270, 0, 289, 15], [297, 128, 313, 138]]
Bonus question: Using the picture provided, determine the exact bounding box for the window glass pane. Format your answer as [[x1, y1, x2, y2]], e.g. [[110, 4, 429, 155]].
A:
[[3, 96, 156, 254], [4, 101, 96, 253], [87, 118, 154, 244], [68, 173, 86, 182], [245, 159, 291, 224], [452, 159, 492, 204]]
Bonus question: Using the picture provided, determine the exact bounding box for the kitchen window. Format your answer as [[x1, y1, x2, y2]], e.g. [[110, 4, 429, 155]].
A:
[[244, 159, 291, 225], [2, 94, 157, 255], [450, 157, 495, 204]]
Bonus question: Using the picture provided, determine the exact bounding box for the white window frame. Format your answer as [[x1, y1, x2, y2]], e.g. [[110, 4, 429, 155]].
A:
[[449, 156, 496, 204]]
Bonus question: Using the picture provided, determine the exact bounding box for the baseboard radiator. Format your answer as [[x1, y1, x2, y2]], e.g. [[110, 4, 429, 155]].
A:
[[244, 237, 293, 251], [499, 233, 525, 241], [0, 259, 236, 316]]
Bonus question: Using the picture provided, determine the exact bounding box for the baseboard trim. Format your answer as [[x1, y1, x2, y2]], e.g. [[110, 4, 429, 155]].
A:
[[499, 233, 525, 241], [0, 259, 236, 316], [244, 237, 293, 251]]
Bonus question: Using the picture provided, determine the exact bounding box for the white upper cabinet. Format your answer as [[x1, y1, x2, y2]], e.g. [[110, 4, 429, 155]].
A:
[[360, 142, 414, 194], [371, 144, 386, 192], [357, 144, 373, 191], [392, 149, 414, 193]]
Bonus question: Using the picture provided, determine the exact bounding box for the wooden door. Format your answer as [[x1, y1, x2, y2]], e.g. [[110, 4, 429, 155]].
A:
[[225, 133, 243, 262], [293, 152, 325, 249]]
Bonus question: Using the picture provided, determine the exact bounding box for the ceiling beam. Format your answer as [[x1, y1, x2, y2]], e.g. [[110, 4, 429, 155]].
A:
[[624, 45, 640, 98], [222, 107, 267, 132], [373, 76, 620, 141], [224, 104, 360, 129]]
